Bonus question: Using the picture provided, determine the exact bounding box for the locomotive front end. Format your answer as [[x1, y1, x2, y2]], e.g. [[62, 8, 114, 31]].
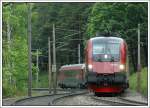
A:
[[85, 37, 129, 93]]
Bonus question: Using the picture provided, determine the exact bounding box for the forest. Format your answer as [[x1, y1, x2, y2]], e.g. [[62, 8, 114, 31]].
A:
[[2, 2, 148, 97]]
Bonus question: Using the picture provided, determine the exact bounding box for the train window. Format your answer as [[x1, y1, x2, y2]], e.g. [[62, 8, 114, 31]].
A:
[[106, 43, 120, 55], [93, 44, 105, 54], [93, 42, 120, 62], [63, 70, 81, 77]]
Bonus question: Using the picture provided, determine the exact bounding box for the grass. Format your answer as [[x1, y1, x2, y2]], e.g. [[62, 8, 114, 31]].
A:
[[129, 67, 148, 96], [32, 72, 49, 88], [3, 72, 49, 98]]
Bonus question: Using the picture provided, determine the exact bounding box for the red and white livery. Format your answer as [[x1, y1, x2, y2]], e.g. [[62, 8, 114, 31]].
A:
[[85, 37, 129, 93], [58, 64, 86, 89]]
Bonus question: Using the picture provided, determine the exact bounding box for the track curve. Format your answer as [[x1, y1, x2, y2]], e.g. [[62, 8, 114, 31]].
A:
[[91, 95, 148, 106], [49, 90, 88, 105], [12, 89, 85, 106], [12, 93, 69, 106]]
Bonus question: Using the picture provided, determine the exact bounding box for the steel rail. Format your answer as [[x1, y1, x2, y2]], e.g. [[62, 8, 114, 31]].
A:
[[31, 88, 63, 91], [49, 90, 88, 105], [118, 97, 148, 105], [11, 88, 76, 106], [12, 93, 69, 106], [91, 96, 147, 106], [12, 89, 85, 106]]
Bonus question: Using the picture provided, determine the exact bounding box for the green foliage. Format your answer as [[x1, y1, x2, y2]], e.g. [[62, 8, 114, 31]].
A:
[[87, 3, 147, 37], [87, 3, 148, 71], [129, 67, 148, 96], [32, 3, 93, 64], [2, 2, 148, 97], [32, 72, 49, 88], [2, 3, 36, 97]]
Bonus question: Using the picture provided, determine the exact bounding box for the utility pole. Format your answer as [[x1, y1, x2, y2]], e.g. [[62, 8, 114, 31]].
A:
[[52, 24, 57, 94], [36, 49, 39, 88], [137, 24, 141, 92], [7, 17, 12, 85], [27, 3, 32, 97], [7, 4, 13, 85], [78, 44, 80, 64], [48, 37, 52, 93]]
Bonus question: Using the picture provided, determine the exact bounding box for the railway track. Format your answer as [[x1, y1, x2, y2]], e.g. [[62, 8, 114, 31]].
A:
[[12, 89, 79, 106], [32, 88, 65, 91], [91, 95, 148, 106], [12, 93, 69, 106], [118, 97, 148, 105], [7, 88, 148, 106], [49, 90, 88, 105]]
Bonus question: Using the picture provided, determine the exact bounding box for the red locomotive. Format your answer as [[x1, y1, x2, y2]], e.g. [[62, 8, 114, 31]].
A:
[[58, 64, 86, 89], [85, 37, 129, 94]]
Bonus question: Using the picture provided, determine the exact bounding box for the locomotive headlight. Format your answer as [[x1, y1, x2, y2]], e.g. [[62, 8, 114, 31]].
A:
[[88, 64, 93, 70], [120, 64, 125, 70], [104, 54, 108, 59]]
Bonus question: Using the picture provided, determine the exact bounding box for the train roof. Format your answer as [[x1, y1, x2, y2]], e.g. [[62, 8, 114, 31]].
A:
[[90, 36, 124, 42], [59, 64, 85, 71]]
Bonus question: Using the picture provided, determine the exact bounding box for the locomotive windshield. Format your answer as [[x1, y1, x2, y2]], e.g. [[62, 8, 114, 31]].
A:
[[92, 39, 120, 62]]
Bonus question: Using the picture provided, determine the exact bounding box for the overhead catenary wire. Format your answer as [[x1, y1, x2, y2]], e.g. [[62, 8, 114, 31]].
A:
[[55, 27, 80, 32], [56, 32, 82, 41]]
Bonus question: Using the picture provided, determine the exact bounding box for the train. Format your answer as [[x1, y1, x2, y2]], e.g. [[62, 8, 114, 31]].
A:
[[58, 64, 86, 89], [85, 37, 129, 94]]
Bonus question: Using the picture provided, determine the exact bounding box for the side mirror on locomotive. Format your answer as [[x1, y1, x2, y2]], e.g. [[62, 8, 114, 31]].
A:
[[85, 37, 129, 93]]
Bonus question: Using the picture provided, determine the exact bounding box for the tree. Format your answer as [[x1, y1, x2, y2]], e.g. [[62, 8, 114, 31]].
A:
[[87, 2, 148, 72], [2, 2, 93, 96], [3, 3, 29, 96], [31, 3, 93, 67]]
